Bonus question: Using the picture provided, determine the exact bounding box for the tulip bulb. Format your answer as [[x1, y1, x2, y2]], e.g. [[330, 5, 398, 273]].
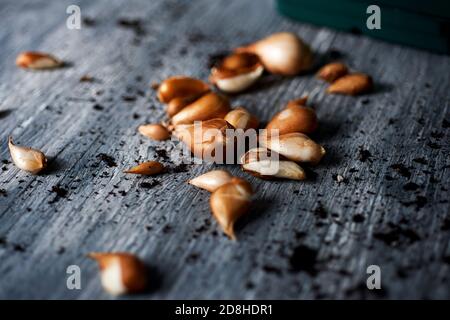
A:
[[260, 132, 325, 165], [327, 73, 373, 96], [89, 252, 148, 295], [138, 124, 170, 141], [188, 169, 233, 192], [157, 76, 210, 103], [124, 161, 164, 175], [16, 51, 63, 70], [8, 137, 47, 174], [266, 97, 317, 135], [235, 32, 313, 76], [171, 92, 231, 125], [210, 178, 253, 240], [210, 52, 263, 93], [241, 148, 306, 181]]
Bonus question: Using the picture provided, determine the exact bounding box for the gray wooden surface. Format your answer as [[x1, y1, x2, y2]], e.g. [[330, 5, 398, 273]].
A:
[[0, 0, 449, 300]]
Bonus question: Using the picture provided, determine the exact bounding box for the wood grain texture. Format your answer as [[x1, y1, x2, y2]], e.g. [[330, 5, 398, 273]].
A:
[[0, 0, 449, 299]]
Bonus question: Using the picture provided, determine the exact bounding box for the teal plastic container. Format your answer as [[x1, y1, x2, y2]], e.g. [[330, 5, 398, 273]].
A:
[[277, 0, 450, 54]]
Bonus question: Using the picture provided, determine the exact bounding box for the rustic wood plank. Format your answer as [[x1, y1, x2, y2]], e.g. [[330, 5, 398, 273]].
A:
[[0, 0, 449, 299]]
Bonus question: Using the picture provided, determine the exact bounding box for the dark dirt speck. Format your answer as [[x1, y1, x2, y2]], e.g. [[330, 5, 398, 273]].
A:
[[289, 245, 318, 275], [352, 214, 365, 223], [49, 185, 68, 203], [155, 148, 169, 161], [314, 203, 328, 219], [80, 75, 95, 82], [186, 253, 200, 263], [122, 95, 137, 102], [357, 146, 372, 162], [51, 185, 68, 198], [413, 157, 428, 165], [442, 119, 450, 129], [171, 163, 189, 173], [403, 182, 420, 191], [140, 180, 160, 189], [117, 18, 146, 37], [390, 164, 411, 179], [400, 195, 427, 210], [93, 104, 104, 111], [13, 244, 26, 252], [262, 265, 282, 276], [374, 225, 421, 247], [162, 225, 173, 234], [427, 142, 441, 149], [441, 218, 450, 231], [82, 17, 96, 27], [97, 153, 117, 167]]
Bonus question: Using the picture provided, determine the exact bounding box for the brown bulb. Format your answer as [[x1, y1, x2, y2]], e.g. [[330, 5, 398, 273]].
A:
[[210, 178, 253, 239], [266, 97, 317, 135]]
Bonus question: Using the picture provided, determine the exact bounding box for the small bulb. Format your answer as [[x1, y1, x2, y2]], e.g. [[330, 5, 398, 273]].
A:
[[171, 92, 231, 125], [157, 76, 210, 103], [16, 51, 63, 70], [210, 178, 253, 240], [266, 97, 318, 135], [235, 32, 313, 76], [241, 148, 306, 181], [188, 169, 233, 192], [124, 161, 164, 175], [210, 52, 263, 93], [8, 136, 47, 174], [89, 252, 148, 295], [327, 73, 373, 96], [260, 132, 325, 165], [317, 62, 348, 82], [138, 124, 170, 141]]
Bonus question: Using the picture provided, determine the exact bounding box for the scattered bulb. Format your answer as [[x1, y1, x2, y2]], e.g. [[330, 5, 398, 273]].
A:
[[327, 73, 373, 95], [16, 51, 63, 70], [8, 136, 47, 174], [235, 32, 313, 76], [124, 161, 164, 175], [188, 169, 233, 192], [171, 92, 231, 125], [210, 177, 253, 240], [241, 148, 306, 181], [89, 252, 148, 295], [157, 76, 210, 103], [210, 52, 264, 93], [138, 123, 170, 141], [266, 96, 318, 135], [260, 132, 325, 165], [317, 62, 348, 82]]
